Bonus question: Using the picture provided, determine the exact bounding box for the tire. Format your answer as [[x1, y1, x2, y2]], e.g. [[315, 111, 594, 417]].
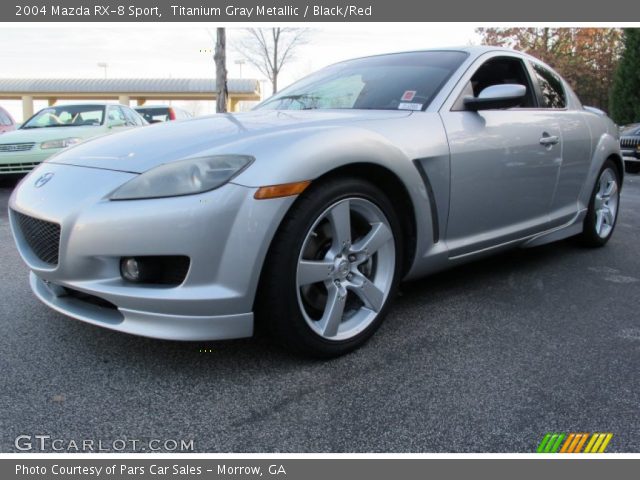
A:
[[578, 159, 621, 247], [258, 177, 404, 358]]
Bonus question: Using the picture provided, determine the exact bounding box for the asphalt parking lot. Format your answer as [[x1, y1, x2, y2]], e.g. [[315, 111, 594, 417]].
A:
[[0, 173, 638, 453]]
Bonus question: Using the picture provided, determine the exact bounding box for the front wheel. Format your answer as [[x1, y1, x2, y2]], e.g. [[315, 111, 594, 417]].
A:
[[258, 177, 403, 358], [578, 159, 621, 247]]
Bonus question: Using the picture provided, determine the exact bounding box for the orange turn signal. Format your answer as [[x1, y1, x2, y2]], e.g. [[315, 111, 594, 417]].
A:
[[254, 180, 311, 200]]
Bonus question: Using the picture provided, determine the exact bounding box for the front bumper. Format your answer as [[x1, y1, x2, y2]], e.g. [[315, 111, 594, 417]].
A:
[[0, 150, 54, 174], [30, 273, 253, 340], [9, 163, 296, 340]]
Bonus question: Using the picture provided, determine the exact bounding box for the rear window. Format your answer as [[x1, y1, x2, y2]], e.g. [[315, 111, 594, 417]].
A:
[[136, 108, 171, 123]]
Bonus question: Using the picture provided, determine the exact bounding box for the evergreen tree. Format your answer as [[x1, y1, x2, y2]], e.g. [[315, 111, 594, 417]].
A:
[[610, 29, 640, 125]]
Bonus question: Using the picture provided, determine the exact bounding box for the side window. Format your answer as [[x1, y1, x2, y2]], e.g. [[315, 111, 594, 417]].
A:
[[531, 63, 566, 109], [108, 106, 127, 123], [453, 56, 536, 110], [123, 107, 143, 126]]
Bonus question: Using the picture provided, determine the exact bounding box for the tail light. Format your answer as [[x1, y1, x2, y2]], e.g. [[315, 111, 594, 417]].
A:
[[168, 108, 176, 121]]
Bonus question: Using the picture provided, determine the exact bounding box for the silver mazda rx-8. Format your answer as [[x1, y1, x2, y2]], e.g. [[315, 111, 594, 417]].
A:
[[9, 47, 623, 357]]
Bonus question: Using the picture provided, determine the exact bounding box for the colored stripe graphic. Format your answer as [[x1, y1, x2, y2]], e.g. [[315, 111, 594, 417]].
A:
[[560, 433, 576, 453], [584, 433, 599, 453], [574, 433, 589, 453], [597, 433, 613, 453], [550, 433, 565, 453], [537, 434, 552, 453], [537, 433, 612, 453]]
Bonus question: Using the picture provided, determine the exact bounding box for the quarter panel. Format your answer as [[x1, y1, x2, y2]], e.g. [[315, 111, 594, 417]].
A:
[[548, 110, 593, 225]]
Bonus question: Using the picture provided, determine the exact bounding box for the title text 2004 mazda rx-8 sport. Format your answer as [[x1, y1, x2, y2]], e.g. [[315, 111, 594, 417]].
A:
[[9, 47, 623, 357]]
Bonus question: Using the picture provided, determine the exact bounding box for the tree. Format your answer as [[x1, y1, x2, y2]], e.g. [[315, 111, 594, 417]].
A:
[[214, 28, 228, 113], [235, 28, 308, 94], [476, 28, 624, 112], [610, 28, 640, 125]]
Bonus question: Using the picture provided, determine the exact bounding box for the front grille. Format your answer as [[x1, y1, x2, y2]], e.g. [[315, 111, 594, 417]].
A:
[[620, 137, 640, 148], [13, 211, 61, 265], [0, 142, 35, 152], [0, 162, 40, 173]]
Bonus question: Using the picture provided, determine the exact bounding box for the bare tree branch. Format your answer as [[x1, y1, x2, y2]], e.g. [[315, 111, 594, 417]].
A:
[[233, 28, 309, 94]]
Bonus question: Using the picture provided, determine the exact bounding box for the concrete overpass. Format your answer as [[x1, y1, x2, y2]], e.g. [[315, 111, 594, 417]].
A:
[[0, 78, 262, 119]]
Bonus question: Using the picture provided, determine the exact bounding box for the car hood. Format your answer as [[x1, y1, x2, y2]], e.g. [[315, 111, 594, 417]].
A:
[[47, 110, 412, 174], [0, 125, 104, 144]]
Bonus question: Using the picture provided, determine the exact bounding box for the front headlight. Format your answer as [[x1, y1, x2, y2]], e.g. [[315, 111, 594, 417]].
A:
[[40, 137, 82, 150], [109, 155, 253, 200]]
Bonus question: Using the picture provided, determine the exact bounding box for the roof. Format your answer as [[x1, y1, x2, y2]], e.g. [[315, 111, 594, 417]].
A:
[[0, 78, 260, 95], [331, 46, 528, 65]]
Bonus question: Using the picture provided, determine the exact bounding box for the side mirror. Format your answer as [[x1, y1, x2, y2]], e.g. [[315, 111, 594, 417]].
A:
[[464, 84, 527, 111]]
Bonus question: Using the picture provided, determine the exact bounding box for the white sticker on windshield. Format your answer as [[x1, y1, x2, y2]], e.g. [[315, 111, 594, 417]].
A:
[[398, 102, 423, 111]]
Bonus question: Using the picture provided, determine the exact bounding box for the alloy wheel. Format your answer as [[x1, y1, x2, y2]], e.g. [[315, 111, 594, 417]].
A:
[[594, 167, 619, 239], [295, 197, 396, 341]]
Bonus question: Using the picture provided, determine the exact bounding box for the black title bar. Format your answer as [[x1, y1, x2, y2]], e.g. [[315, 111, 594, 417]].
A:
[[3, 0, 640, 22]]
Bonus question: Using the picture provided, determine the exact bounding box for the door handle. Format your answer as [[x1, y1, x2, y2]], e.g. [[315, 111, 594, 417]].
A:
[[539, 134, 560, 146]]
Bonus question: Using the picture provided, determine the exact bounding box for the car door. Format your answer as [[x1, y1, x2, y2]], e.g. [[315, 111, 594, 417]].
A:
[[528, 61, 592, 227], [439, 54, 563, 256]]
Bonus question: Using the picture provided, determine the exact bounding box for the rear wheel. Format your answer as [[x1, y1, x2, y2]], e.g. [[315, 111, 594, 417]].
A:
[[258, 177, 403, 358], [578, 159, 621, 247]]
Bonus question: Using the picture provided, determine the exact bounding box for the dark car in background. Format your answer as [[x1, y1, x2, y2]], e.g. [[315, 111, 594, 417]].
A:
[[621, 123, 640, 173], [134, 105, 192, 123], [0, 106, 16, 134]]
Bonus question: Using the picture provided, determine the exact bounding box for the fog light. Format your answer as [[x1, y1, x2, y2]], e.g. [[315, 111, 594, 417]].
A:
[[120, 257, 141, 282], [119, 256, 190, 285]]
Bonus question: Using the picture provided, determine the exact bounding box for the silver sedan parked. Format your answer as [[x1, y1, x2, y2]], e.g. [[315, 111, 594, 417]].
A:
[[9, 47, 623, 357]]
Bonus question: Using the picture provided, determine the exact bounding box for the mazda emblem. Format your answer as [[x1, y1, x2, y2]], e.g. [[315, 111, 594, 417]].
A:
[[34, 172, 54, 188]]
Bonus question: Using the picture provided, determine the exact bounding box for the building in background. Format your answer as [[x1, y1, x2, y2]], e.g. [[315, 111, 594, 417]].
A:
[[0, 78, 261, 121]]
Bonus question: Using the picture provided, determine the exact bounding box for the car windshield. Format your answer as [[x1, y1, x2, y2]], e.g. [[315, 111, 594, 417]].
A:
[[255, 51, 468, 111], [22, 105, 105, 129]]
